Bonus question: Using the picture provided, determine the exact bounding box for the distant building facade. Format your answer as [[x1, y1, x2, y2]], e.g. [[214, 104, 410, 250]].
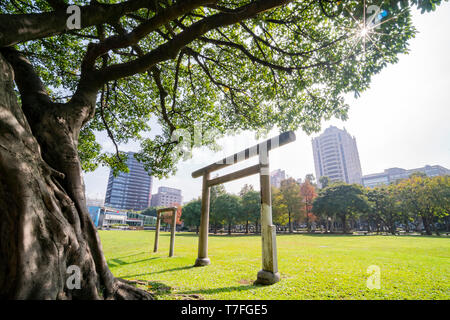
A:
[[87, 206, 103, 226], [104, 151, 153, 211], [86, 197, 104, 207], [87, 206, 156, 228], [151, 186, 182, 207], [312, 126, 363, 188], [270, 169, 286, 188], [362, 165, 450, 188]]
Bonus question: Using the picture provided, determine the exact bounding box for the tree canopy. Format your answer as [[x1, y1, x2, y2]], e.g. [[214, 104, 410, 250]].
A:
[[366, 186, 401, 234], [213, 193, 242, 234], [313, 182, 370, 233], [1, 0, 440, 177], [396, 175, 450, 235], [181, 198, 202, 232], [241, 188, 261, 233], [141, 206, 158, 216], [278, 178, 303, 232], [299, 177, 318, 230]]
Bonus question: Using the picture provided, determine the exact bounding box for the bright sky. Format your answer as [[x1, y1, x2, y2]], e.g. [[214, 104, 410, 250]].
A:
[[84, 3, 450, 203]]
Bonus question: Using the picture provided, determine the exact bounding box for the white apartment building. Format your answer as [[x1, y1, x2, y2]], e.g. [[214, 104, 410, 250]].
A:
[[312, 126, 363, 188], [150, 186, 182, 207], [270, 169, 286, 188]]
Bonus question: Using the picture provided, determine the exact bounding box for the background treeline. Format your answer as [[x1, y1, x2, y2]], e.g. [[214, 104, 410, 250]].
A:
[[177, 173, 449, 236]]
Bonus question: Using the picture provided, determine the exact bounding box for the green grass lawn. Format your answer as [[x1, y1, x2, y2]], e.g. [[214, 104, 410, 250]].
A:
[[99, 230, 450, 300]]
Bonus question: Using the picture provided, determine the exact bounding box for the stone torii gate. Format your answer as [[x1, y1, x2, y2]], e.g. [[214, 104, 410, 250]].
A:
[[153, 206, 178, 257], [191, 131, 296, 285]]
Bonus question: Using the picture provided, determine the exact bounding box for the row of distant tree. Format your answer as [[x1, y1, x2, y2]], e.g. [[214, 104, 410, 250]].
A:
[[182, 183, 261, 235], [179, 175, 324, 235], [314, 173, 449, 235], [177, 172, 449, 236]]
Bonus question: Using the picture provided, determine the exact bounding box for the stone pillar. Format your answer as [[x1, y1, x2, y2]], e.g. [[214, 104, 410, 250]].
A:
[[195, 172, 211, 266], [256, 150, 280, 285], [153, 212, 161, 253], [169, 208, 177, 257]]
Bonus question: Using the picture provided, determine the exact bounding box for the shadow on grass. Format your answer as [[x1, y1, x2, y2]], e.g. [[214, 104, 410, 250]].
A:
[[107, 256, 160, 267], [121, 265, 196, 279], [174, 232, 365, 238], [174, 231, 449, 239], [125, 278, 257, 299], [175, 233, 260, 238], [110, 251, 147, 260], [124, 279, 173, 295], [147, 281, 172, 295], [178, 284, 262, 296], [126, 280, 205, 300]]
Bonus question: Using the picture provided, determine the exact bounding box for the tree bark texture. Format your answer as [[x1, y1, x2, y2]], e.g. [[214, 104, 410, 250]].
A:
[[0, 52, 152, 299]]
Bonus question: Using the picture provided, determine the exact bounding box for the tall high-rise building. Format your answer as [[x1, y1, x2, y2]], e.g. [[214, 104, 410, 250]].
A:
[[270, 169, 286, 188], [150, 186, 182, 207], [104, 151, 153, 211], [312, 126, 362, 188]]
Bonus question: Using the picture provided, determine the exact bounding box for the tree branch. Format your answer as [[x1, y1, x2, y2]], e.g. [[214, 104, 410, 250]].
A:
[[0, 47, 52, 115], [151, 67, 176, 133], [90, 0, 293, 86], [80, 0, 215, 72], [0, 0, 158, 47]]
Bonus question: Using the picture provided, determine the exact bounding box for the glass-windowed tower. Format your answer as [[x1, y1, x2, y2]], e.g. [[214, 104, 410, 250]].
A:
[[104, 151, 153, 211]]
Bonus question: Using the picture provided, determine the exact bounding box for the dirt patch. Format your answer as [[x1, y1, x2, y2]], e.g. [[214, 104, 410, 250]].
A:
[[126, 279, 172, 295], [126, 279, 205, 300], [238, 279, 252, 285]]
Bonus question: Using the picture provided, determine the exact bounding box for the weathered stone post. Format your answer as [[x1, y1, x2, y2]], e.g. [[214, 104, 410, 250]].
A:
[[169, 208, 177, 257], [195, 172, 211, 266], [256, 148, 280, 285], [191, 131, 295, 279], [153, 211, 161, 253]]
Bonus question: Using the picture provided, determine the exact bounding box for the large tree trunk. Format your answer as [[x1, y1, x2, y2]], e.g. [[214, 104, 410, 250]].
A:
[[387, 218, 396, 235], [404, 218, 410, 233], [431, 214, 440, 236], [342, 215, 348, 234], [305, 210, 309, 233], [421, 214, 432, 235], [288, 212, 293, 233], [0, 52, 152, 300]]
